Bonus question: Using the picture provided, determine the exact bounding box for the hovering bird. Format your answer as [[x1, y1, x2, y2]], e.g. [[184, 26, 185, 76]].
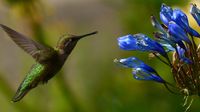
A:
[[0, 24, 97, 102]]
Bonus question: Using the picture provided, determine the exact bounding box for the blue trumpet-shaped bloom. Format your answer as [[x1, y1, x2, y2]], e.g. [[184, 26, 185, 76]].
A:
[[190, 3, 200, 26], [160, 4, 200, 37], [151, 17, 176, 51], [177, 46, 192, 64], [115, 57, 156, 73], [172, 9, 189, 29], [118, 34, 167, 57], [115, 3, 200, 110], [117, 34, 137, 50], [114, 57, 164, 83], [132, 68, 165, 83], [160, 3, 173, 26], [172, 9, 200, 37], [168, 22, 191, 44]]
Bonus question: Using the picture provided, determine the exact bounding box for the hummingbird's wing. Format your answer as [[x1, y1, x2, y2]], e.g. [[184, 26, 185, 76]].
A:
[[0, 24, 56, 63]]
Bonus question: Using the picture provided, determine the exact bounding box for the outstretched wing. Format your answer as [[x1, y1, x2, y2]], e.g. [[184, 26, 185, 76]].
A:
[[0, 24, 56, 63]]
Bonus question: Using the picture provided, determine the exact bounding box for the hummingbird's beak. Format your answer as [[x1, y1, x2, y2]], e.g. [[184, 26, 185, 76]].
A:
[[75, 31, 98, 39]]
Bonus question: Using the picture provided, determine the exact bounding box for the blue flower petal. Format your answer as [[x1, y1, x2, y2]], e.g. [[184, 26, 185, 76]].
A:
[[172, 9, 190, 31], [188, 27, 200, 37], [118, 34, 137, 50], [132, 68, 165, 83], [114, 57, 164, 83], [190, 3, 200, 26], [118, 34, 167, 57], [115, 57, 156, 73], [168, 22, 191, 44], [177, 41, 187, 50], [159, 4, 200, 37], [177, 46, 192, 64], [134, 33, 167, 55], [160, 3, 173, 26], [172, 9, 200, 37]]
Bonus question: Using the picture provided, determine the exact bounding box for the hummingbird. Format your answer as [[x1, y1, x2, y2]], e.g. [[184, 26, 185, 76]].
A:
[[0, 24, 97, 102]]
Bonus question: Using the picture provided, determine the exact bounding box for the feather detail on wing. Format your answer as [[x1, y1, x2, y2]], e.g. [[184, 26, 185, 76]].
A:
[[0, 24, 56, 63]]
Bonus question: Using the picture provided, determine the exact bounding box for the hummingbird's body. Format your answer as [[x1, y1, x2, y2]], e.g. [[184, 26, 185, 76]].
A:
[[0, 24, 97, 102]]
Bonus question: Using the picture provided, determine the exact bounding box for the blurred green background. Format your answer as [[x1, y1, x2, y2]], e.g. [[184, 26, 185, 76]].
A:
[[0, 0, 199, 112]]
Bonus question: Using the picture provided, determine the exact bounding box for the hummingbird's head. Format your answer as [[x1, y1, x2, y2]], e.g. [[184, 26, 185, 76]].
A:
[[57, 31, 97, 54]]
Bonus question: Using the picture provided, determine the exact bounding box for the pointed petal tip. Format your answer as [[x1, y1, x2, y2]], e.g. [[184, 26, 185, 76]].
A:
[[150, 15, 155, 19], [190, 3, 196, 7], [113, 58, 119, 63], [132, 68, 164, 83], [161, 3, 167, 7], [190, 3, 200, 26]]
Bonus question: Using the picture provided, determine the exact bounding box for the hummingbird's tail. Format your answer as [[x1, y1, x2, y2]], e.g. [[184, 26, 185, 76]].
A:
[[11, 86, 31, 102]]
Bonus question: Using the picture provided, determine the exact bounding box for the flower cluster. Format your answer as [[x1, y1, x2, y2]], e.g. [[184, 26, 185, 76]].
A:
[[115, 3, 200, 111]]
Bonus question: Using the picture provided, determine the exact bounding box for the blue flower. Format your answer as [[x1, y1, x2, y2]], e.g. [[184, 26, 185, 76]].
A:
[[151, 17, 188, 50], [172, 9, 200, 37], [160, 3, 173, 26], [172, 9, 189, 29], [177, 46, 192, 64], [115, 57, 156, 72], [114, 57, 165, 83], [190, 3, 200, 26], [117, 34, 137, 50], [160, 4, 200, 37], [151, 16, 176, 51], [168, 22, 191, 44], [133, 68, 165, 83], [116, 2, 200, 97], [115, 3, 200, 111], [118, 34, 167, 57]]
